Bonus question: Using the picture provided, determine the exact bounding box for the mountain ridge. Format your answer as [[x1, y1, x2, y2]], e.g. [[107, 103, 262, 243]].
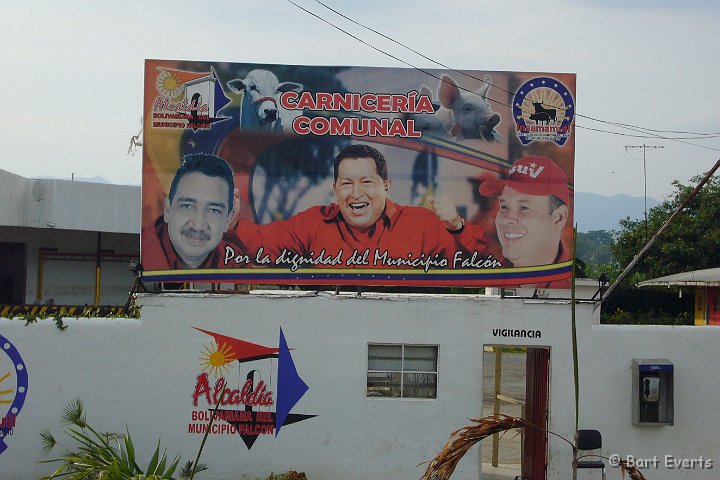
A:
[[574, 192, 660, 233], [30, 174, 657, 233]]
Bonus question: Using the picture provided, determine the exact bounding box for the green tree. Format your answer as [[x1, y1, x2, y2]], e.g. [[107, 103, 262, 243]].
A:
[[611, 172, 720, 281], [599, 172, 718, 325], [576, 230, 614, 265]]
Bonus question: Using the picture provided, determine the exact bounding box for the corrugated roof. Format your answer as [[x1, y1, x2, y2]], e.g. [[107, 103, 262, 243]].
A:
[[637, 268, 720, 288], [0, 168, 140, 234]]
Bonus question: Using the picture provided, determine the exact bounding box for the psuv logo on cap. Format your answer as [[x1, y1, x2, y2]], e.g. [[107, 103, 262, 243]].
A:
[[0, 334, 28, 455], [509, 162, 545, 179], [513, 77, 574, 146]]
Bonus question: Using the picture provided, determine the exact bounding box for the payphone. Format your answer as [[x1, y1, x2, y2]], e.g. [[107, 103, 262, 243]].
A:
[[631, 359, 673, 426]]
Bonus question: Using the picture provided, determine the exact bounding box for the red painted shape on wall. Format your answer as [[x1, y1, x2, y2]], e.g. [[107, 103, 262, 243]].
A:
[[192, 326, 280, 362]]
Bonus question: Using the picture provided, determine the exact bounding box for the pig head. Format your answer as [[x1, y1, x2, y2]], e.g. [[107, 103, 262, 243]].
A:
[[402, 85, 454, 140], [438, 74, 501, 141]]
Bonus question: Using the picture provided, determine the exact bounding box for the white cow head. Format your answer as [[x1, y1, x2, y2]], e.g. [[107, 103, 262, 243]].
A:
[[227, 69, 303, 129]]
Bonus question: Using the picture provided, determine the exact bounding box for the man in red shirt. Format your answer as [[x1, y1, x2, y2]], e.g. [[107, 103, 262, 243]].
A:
[[228, 144, 483, 271], [142, 154, 243, 270], [478, 155, 572, 287]]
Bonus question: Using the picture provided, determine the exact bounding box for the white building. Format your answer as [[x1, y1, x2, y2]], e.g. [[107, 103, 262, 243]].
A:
[[0, 169, 139, 306], [1, 170, 718, 480], [2, 291, 718, 480]]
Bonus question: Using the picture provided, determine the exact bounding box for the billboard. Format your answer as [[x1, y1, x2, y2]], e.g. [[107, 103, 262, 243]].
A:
[[141, 59, 575, 287]]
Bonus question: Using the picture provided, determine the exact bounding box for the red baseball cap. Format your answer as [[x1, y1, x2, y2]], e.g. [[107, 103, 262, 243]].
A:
[[479, 156, 570, 205]]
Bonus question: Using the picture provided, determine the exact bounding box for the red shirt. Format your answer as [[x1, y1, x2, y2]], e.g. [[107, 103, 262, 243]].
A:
[[535, 238, 573, 289], [141, 216, 241, 270], [231, 199, 487, 270], [456, 223, 572, 288]]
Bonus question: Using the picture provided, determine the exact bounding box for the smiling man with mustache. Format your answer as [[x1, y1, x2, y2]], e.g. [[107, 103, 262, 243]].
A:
[[142, 153, 240, 270]]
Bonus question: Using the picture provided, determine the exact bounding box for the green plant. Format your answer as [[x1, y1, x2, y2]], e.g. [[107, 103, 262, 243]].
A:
[[605, 307, 693, 326], [22, 312, 39, 326], [53, 315, 68, 330], [39, 398, 200, 480], [179, 460, 208, 479]]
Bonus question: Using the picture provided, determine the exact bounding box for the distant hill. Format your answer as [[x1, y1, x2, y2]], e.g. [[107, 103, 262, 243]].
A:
[[34, 175, 139, 186], [35, 175, 114, 184], [29, 175, 657, 232], [575, 192, 660, 233]]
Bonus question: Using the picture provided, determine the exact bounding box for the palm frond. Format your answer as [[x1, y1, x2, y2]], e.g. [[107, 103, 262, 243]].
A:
[[620, 459, 648, 480], [39, 399, 192, 480], [121, 429, 142, 473], [420, 414, 536, 480], [61, 398, 86, 428], [145, 440, 161, 475], [179, 460, 208, 479], [164, 454, 181, 479], [420, 414, 652, 480], [40, 429, 58, 453]]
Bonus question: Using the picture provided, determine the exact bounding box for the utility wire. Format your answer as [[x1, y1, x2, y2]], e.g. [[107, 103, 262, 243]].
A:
[[576, 125, 720, 149], [291, 0, 720, 149], [578, 115, 720, 136], [311, 0, 720, 139], [603, 157, 720, 301], [285, 0, 510, 111], [311, 1, 514, 99], [295, 0, 720, 330]]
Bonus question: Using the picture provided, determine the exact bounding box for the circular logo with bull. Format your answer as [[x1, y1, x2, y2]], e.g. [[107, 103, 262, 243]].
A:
[[513, 77, 574, 146]]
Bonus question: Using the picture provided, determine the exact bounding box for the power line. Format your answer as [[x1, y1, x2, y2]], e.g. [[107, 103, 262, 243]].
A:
[[577, 125, 720, 140], [299, 0, 720, 148], [581, 116, 720, 136], [625, 144, 664, 242], [284, 0, 511, 111], [311, 0, 719, 137], [603, 157, 720, 301], [288, 0, 720, 151], [311, 1, 514, 97], [312, 0, 720, 140], [576, 125, 720, 150], [580, 123, 720, 152]]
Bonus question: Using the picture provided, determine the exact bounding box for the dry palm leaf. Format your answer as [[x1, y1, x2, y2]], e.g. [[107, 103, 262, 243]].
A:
[[620, 459, 647, 480], [420, 415, 649, 480], [419, 414, 535, 480]]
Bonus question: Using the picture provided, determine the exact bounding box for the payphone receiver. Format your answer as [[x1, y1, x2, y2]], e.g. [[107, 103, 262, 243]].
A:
[[642, 376, 660, 403]]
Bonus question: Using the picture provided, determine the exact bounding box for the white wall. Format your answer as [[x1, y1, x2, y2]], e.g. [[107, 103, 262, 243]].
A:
[[0, 292, 717, 480], [575, 319, 720, 480], [0, 292, 583, 480], [0, 170, 30, 226]]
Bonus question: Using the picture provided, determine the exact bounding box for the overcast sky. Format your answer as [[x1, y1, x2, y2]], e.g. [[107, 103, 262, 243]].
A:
[[1, 0, 718, 200]]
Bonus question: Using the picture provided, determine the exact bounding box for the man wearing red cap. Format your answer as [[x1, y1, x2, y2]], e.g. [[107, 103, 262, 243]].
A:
[[478, 156, 571, 286]]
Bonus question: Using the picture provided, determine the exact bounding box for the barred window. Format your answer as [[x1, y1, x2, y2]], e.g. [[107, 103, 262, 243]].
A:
[[366, 344, 438, 399]]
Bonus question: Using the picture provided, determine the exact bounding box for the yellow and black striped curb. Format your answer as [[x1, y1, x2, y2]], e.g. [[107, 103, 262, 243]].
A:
[[0, 305, 128, 318]]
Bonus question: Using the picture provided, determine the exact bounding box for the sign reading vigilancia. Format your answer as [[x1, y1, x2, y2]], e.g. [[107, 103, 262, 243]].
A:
[[141, 59, 576, 287]]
